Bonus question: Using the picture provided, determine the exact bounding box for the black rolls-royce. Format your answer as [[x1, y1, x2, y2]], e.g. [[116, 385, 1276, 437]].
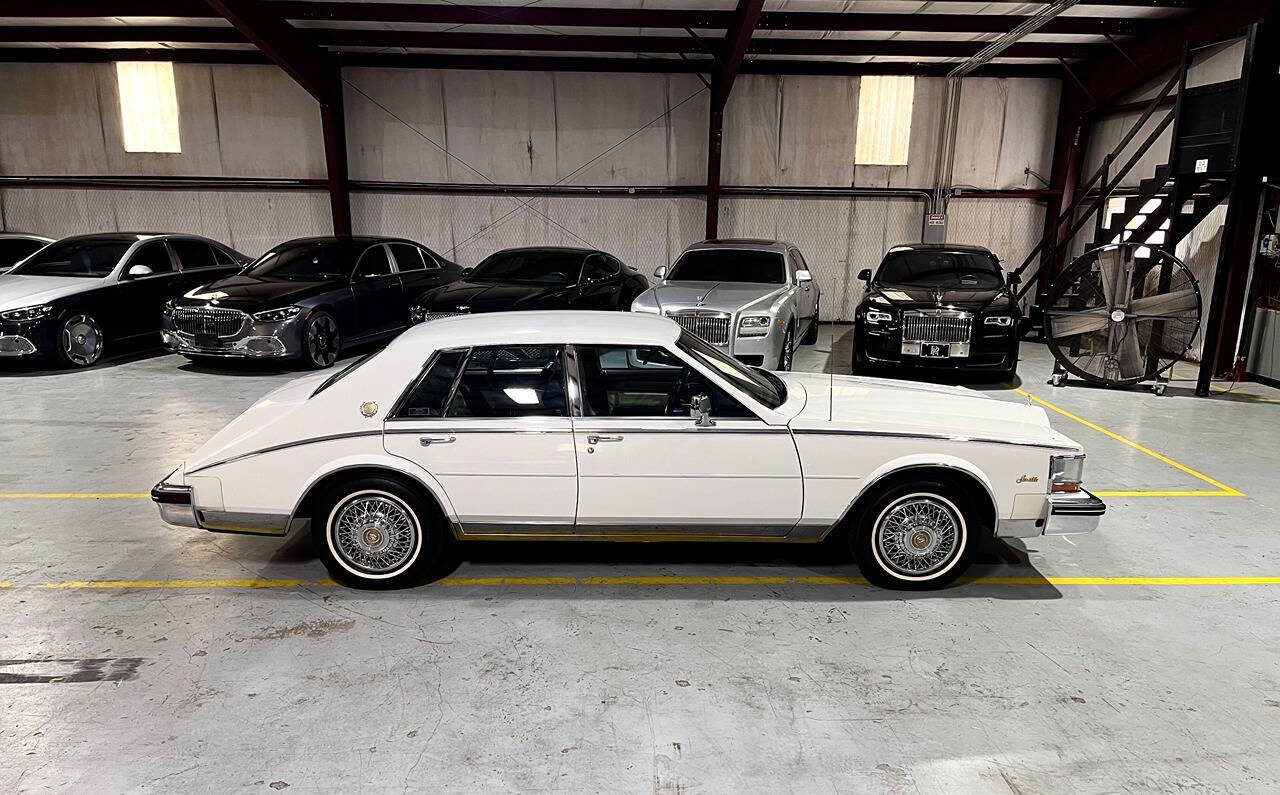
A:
[[852, 243, 1021, 380], [409, 246, 648, 324], [0, 233, 245, 367], [164, 236, 461, 369]]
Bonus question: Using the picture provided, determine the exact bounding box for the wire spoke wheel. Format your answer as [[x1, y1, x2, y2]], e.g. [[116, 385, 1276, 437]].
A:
[[305, 314, 339, 367], [330, 492, 420, 576], [1044, 243, 1201, 386], [61, 314, 104, 367], [874, 495, 962, 577]]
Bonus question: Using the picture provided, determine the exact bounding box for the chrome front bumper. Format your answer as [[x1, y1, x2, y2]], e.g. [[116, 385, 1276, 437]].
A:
[[1044, 489, 1106, 535]]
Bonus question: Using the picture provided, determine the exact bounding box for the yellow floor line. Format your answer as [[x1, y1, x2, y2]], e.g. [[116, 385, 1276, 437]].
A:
[[15, 575, 1280, 590], [1014, 388, 1244, 497], [0, 493, 149, 500]]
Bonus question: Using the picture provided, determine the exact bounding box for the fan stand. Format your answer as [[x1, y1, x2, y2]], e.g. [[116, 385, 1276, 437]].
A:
[[1047, 360, 1169, 395]]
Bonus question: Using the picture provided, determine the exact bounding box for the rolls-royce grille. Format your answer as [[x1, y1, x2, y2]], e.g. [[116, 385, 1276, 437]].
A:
[[668, 312, 730, 346], [902, 311, 972, 344], [172, 307, 247, 338]]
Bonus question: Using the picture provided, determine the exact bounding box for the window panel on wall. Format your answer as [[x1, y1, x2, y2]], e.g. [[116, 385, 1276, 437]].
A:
[[855, 76, 914, 167], [116, 62, 181, 153]]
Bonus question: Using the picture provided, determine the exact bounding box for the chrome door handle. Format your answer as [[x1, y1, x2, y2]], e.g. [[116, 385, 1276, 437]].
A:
[[586, 434, 623, 444], [419, 435, 456, 446]]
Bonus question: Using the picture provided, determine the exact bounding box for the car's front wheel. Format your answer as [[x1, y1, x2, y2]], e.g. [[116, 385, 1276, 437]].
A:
[[58, 313, 105, 368], [777, 325, 795, 371], [849, 479, 979, 590], [300, 311, 340, 369], [312, 477, 445, 588]]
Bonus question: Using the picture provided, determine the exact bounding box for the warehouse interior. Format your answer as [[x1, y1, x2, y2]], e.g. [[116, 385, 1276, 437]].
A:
[[2, 1, 1280, 791]]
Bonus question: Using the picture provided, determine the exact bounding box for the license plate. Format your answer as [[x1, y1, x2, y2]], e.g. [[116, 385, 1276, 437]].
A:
[[194, 334, 222, 349], [920, 343, 950, 359]]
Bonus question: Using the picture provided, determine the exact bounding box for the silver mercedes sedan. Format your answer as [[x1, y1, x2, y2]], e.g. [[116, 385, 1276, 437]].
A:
[[630, 239, 820, 370]]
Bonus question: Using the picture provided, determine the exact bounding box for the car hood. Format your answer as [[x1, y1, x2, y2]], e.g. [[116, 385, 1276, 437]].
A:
[[175, 274, 341, 311], [645, 281, 787, 315], [415, 280, 570, 311], [780, 371, 1078, 450], [0, 274, 105, 311], [868, 284, 1012, 312]]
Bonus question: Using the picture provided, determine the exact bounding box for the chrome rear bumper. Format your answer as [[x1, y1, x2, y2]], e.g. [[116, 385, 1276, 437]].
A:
[[1044, 489, 1105, 535]]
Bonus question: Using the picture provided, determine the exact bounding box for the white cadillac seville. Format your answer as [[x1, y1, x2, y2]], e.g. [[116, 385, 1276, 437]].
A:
[[153, 311, 1103, 590]]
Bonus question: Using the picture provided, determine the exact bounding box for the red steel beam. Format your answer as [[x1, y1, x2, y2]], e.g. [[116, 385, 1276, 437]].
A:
[[706, 0, 765, 239]]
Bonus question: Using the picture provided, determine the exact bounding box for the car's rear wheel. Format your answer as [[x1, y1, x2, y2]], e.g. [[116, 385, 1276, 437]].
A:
[[849, 479, 979, 590], [58, 313, 104, 368], [312, 477, 445, 589], [301, 311, 340, 369]]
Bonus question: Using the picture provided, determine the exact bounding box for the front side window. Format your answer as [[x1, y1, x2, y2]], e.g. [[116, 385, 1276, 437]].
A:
[[666, 249, 785, 285], [446, 346, 566, 418], [126, 241, 174, 275], [355, 245, 394, 279], [242, 241, 361, 281], [13, 239, 131, 278], [467, 250, 581, 286], [875, 250, 1004, 289], [676, 332, 785, 409], [576, 345, 755, 418]]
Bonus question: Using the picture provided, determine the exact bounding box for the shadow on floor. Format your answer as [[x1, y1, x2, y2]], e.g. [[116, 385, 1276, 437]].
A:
[[0, 341, 167, 377]]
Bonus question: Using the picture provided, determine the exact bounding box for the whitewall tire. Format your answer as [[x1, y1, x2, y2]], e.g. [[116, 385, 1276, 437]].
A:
[[313, 477, 444, 588], [850, 480, 979, 590]]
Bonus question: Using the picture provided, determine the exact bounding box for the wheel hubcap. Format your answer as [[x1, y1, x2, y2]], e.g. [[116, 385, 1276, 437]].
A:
[[876, 496, 961, 577], [331, 494, 418, 575], [63, 315, 103, 366]]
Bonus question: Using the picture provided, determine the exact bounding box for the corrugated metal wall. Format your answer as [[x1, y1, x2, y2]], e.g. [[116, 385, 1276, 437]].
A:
[[0, 63, 1060, 319]]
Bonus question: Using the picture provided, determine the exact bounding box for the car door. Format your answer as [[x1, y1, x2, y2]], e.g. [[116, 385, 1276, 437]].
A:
[[110, 239, 184, 339], [168, 238, 226, 293], [571, 253, 623, 310], [382, 345, 578, 535], [388, 243, 450, 325], [350, 243, 403, 340], [569, 343, 803, 537], [789, 248, 817, 326]]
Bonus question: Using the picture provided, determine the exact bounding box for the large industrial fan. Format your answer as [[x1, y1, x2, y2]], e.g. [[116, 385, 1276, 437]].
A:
[[1043, 242, 1202, 393]]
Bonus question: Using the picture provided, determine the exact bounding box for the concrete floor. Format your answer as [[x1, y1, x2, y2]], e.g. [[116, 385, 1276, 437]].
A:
[[2, 325, 1279, 792]]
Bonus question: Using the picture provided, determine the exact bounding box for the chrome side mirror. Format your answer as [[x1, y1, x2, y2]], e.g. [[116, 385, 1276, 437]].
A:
[[690, 393, 715, 427], [795, 269, 812, 283], [653, 265, 667, 280], [127, 264, 154, 278]]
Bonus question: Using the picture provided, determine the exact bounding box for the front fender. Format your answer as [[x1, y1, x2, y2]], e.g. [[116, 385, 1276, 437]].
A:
[[833, 452, 1001, 527]]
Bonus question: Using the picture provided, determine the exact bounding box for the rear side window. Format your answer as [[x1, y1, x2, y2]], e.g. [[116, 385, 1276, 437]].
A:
[[395, 350, 467, 418], [0, 238, 45, 266], [170, 239, 218, 270], [446, 346, 566, 417], [390, 243, 426, 272]]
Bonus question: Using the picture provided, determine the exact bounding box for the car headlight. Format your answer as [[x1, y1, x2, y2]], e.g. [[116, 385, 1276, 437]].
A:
[[0, 304, 53, 322], [737, 314, 773, 338], [253, 306, 303, 323], [865, 309, 894, 324], [1049, 454, 1085, 493], [984, 315, 1014, 327]]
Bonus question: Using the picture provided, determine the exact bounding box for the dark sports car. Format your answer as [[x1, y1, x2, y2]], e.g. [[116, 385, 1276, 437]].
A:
[[0, 233, 245, 367], [852, 243, 1021, 380], [164, 236, 461, 369], [409, 246, 648, 324]]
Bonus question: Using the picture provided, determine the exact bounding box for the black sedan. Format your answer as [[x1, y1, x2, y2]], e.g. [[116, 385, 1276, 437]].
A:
[[409, 246, 648, 324], [852, 243, 1021, 380], [0, 233, 245, 367], [164, 236, 461, 369]]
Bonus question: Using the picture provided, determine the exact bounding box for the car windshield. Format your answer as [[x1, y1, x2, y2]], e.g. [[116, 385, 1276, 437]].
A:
[[243, 241, 361, 281], [11, 240, 131, 278], [468, 250, 583, 285], [667, 249, 786, 284], [875, 250, 1005, 289], [676, 331, 785, 409]]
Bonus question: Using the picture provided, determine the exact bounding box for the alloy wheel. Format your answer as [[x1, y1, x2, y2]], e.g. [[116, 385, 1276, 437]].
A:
[[62, 314, 104, 367], [306, 314, 340, 367]]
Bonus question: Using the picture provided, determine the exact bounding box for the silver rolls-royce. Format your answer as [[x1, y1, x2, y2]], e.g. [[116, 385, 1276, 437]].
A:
[[630, 239, 820, 370]]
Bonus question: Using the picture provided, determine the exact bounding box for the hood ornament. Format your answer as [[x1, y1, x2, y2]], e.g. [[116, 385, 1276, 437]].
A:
[[695, 294, 705, 306], [931, 287, 945, 307], [456, 305, 470, 312]]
